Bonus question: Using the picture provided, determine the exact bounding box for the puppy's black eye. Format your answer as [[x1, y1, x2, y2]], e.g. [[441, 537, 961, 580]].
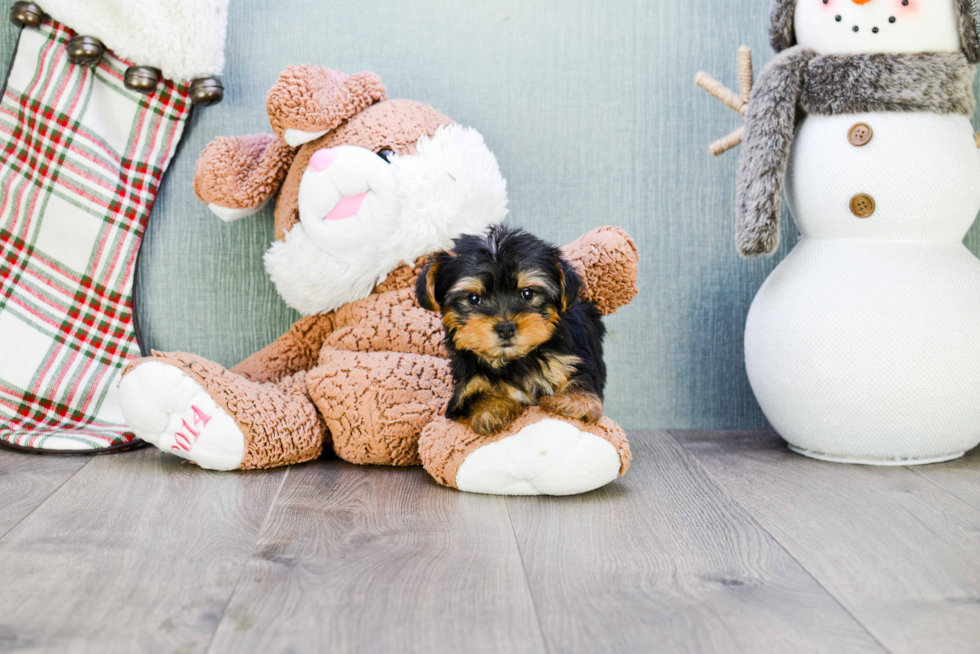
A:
[[520, 289, 534, 301], [377, 148, 395, 162], [467, 294, 482, 306]]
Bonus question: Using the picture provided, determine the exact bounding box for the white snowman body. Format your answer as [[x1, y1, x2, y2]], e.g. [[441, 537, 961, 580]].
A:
[[745, 0, 980, 463]]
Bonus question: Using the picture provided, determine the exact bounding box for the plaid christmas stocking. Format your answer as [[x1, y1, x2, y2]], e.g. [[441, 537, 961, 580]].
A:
[[0, 4, 226, 453]]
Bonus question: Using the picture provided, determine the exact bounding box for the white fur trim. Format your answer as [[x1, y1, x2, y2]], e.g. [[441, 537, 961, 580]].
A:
[[41, 0, 229, 82], [209, 200, 269, 223], [266, 124, 508, 316], [284, 128, 331, 147]]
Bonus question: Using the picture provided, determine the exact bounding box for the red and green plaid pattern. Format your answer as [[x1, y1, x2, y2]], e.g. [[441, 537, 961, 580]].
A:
[[0, 19, 192, 451]]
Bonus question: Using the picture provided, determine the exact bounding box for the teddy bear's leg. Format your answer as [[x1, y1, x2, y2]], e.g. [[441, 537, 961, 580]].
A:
[[119, 352, 326, 470], [419, 407, 631, 496], [306, 348, 453, 466]]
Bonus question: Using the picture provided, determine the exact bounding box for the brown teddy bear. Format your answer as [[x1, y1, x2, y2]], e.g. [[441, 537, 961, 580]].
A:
[[118, 65, 639, 495]]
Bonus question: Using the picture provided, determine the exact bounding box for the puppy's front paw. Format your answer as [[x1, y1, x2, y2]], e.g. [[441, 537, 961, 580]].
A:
[[540, 392, 603, 423], [468, 397, 523, 435]]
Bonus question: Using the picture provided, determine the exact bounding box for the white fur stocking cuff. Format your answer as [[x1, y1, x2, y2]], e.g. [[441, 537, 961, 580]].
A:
[[40, 0, 229, 82]]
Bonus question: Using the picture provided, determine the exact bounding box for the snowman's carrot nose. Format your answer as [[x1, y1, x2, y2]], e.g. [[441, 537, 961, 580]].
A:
[[851, 0, 874, 4]]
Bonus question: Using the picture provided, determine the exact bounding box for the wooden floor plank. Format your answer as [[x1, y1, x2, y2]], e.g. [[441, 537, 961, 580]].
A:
[[905, 445, 980, 512], [675, 430, 980, 654], [206, 459, 547, 654], [0, 447, 90, 539], [506, 431, 884, 654], [0, 447, 286, 653]]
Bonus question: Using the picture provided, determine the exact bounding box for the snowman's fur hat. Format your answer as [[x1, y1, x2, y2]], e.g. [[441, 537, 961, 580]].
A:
[[770, 0, 980, 63]]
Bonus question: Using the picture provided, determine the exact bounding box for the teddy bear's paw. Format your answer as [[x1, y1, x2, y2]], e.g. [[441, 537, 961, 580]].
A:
[[119, 361, 245, 471], [455, 418, 623, 496]]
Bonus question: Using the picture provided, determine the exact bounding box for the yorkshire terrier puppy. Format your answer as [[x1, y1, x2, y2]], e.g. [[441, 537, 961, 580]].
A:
[[416, 226, 606, 435]]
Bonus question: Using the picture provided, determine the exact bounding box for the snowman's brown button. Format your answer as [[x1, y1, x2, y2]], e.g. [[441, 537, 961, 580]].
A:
[[848, 123, 873, 146], [850, 193, 876, 218]]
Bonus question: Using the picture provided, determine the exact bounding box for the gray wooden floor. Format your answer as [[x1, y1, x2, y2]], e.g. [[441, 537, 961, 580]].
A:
[[0, 431, 978, 653]]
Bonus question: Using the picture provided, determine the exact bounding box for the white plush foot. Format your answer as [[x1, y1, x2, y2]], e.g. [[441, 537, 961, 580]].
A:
[[455, 419, 622, 496], [118, 361, 245, 471]]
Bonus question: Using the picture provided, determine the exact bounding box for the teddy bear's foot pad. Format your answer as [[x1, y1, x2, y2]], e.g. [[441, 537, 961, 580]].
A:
[[455, 419, 622, 496], [119, 362, 245, 470]]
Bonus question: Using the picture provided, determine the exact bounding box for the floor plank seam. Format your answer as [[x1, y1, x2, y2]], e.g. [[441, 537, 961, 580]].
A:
[[665, 431, 895, 654], [904, 465, 980, 514], [0, 455, 94, 543], [504, 498, 552, 654], [202, 467, 291, 654]]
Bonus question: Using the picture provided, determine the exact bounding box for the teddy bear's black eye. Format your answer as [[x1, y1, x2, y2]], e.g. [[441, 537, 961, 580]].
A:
[[520, 289, 534, 301], [467, 294, 482, 306], [377, 148, 395, 162]]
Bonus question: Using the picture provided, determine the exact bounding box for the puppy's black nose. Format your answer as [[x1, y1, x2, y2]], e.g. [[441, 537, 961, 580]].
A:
[[495, 321, 517, 340]]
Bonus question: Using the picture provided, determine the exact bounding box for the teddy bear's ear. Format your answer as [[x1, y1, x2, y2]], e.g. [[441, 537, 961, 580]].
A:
[[193, 133, 296, 222], [266, 65, 388, 148]]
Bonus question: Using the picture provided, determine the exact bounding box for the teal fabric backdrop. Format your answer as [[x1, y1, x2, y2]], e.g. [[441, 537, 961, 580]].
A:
[[4, 1, 979, 429]]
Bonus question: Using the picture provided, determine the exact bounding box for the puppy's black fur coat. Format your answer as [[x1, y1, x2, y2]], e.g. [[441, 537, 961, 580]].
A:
[[416, 226, 606, 434]]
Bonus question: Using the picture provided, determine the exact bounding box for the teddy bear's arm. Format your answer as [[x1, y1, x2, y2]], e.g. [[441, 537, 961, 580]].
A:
[[231, 313, 336, 383], [193, 133, 295, 222], [560, 226, 639, 315]]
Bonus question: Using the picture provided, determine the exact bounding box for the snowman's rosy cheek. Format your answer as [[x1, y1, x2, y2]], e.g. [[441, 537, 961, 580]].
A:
[[894, 0, 918, 15], [818, 0, 836, 10]]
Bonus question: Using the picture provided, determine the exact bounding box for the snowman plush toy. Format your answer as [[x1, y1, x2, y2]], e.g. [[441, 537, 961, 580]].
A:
[[701, 0, 980, 464]]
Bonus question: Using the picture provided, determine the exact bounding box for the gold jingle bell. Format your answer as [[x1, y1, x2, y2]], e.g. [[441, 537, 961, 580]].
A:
[[67, 35, 105, 67], [125, 66, 160, 94], [189, 77, 224, 107], [10, 1, 43, 28]]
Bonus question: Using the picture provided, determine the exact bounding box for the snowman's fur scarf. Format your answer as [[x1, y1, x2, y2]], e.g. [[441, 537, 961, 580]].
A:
[[801, 52, 976, 115], [736, 47, 976, 257], [265, 125, 508, 316], [769, 0, 980, 64], [736, 46, 812, 257]]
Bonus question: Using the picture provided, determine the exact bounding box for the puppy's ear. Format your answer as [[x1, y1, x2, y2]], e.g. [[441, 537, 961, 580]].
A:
[[415, 256, 443, 312], [556, 256, 581, 313]]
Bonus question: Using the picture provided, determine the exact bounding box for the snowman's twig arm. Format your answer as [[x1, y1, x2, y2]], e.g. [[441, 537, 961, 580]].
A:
[[696, 46, 754, 156], [694, 72, 746, 116], [710, 126, 745, 157], [738, 46, 753, 103], [974, 132, 980, 149]]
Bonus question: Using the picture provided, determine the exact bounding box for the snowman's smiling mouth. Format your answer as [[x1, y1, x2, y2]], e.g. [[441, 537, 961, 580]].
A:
[[831, 12, 897, 35]]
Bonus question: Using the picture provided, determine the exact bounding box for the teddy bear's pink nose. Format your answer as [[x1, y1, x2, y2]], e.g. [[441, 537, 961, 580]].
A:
[[309, 148, 339, 172]]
